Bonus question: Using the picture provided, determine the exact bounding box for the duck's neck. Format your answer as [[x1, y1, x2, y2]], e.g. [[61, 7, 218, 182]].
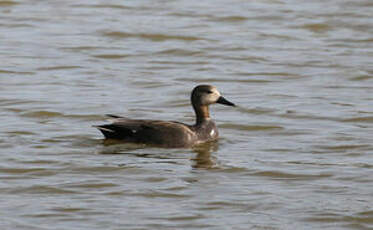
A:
[[193, 104, 210, 125]]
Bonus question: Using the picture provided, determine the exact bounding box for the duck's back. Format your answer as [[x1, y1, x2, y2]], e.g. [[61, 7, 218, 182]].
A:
[[95, 118, 198, 148]]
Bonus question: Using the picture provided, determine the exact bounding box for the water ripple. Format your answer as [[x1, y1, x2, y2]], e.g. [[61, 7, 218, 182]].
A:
[[102, 31, 206, 42], [251, 170, 333, 180], [1, 0, 372, 229]]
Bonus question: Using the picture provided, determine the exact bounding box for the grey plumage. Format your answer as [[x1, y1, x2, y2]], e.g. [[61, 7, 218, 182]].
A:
[[94, 85, 235, 148]]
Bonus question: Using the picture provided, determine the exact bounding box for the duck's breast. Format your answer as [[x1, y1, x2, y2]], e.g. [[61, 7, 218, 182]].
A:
[[193, 120, 219, 142]]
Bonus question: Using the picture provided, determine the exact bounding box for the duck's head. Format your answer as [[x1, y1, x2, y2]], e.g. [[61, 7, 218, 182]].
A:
[[191, 85, 235, 107]]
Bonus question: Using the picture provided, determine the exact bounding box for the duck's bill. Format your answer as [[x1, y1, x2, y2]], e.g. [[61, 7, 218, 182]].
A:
[[217, 96, 235, 107]]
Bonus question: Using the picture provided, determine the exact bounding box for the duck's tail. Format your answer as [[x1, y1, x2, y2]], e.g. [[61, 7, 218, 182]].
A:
[[105, 114, 124, 119], [93, 124, 135, 139], [93, 125, 116, 138]]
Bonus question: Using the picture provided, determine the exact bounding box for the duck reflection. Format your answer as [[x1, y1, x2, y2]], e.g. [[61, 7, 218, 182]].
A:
[[191, 141, 219, 169], [98, 138, 220, 169]]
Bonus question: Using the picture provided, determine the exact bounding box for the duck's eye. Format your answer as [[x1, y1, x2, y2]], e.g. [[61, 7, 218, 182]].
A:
[[207, 90, 213, 94]]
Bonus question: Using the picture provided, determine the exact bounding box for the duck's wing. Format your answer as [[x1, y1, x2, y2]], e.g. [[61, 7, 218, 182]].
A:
[[94, 119, 194, 146]]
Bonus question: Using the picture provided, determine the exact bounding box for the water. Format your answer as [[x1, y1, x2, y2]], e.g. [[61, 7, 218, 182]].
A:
[[1, 0, 373, 229]]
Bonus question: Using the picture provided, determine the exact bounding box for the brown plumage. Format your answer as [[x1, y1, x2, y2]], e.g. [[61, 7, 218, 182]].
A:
[[94, 85, 235, 148]]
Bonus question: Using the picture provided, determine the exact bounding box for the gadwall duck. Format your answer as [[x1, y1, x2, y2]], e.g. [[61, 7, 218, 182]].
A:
[[94, 85, 235, 148]]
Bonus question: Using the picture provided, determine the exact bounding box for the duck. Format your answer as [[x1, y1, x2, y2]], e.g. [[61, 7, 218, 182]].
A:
[[94, 84, 235, 148]]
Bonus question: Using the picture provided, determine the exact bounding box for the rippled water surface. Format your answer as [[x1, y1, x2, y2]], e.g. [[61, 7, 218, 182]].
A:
[[1, 0, 373, 229]]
